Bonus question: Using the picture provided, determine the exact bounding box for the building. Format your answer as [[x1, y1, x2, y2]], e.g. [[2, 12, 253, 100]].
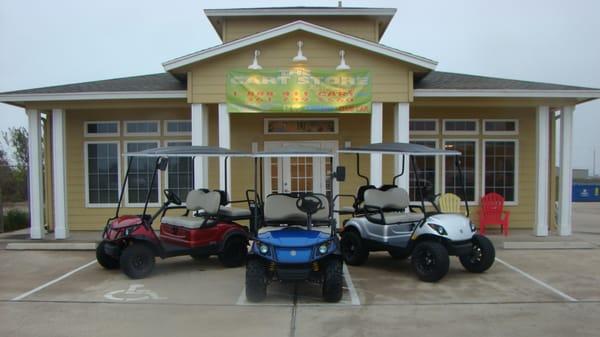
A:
[[1, 6, 599, 239]]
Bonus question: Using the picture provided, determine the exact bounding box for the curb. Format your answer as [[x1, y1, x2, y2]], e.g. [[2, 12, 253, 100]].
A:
[[5, 242, 97, 251]]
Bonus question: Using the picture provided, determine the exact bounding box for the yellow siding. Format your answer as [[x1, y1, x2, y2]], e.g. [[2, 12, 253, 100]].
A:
[[188, 32, 414, 104]]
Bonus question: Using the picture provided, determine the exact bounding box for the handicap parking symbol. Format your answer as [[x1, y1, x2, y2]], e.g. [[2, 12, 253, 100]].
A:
[[104, 284, 167, 302]]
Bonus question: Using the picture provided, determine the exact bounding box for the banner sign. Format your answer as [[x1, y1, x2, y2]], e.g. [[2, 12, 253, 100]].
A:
[[226, 68, 371, 113]]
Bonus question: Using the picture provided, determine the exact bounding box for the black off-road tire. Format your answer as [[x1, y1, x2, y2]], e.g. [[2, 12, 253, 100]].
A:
[[411, 241, 449, 282], [459, 235, 496, 273], [96, 241, 120, 269], [119, 243, 156, 279], [340, 230, 369, 266], [322, 259, 344, 303], [218, 236, 248, 267], [245, 258, 267, 302]]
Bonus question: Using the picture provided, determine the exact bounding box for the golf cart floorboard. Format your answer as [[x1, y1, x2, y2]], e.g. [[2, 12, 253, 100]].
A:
[[159, 241, 219, 258]]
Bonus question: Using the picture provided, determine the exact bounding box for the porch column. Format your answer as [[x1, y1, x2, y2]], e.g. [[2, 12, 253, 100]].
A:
[[191, 104, 209, 189], [534, 106, 550, 236], [52, 109, 68, 239], [370, 102, 383, 187], [218, 103, 231, 195], [558, 105, 575, 236], [26, 109, 44, 239], [394, 103, 410, 191]]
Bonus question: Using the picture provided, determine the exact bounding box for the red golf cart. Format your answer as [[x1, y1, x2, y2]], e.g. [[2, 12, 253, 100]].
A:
[[96, 146, 254, 279]]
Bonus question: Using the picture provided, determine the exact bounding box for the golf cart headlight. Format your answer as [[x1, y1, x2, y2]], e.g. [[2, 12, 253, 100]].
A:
[[427, 223, 448, 236], [259, 243, 269, 255], [318, 243, 328, 254], [470, 222, 476, 232]]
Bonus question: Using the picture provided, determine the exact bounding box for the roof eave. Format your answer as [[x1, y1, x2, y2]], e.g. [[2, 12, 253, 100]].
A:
[[414, 89, 600, 99], [0, 90, 187, 103], [203, 8, 397, 17]]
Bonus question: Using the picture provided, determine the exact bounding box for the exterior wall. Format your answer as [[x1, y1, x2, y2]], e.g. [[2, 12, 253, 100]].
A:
[[222, 16, 379, 42], [188, 31, 415, 104]]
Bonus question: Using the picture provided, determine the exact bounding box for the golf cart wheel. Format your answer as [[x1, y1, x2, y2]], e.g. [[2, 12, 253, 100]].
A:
[[322, 259, 344, 303], [340, 230, 369, 266], [411, 241, 449, 282], [387, 248, 410, 260], [218, 236, 248, 267], [459, 235, 496, 273], [120, 242, 156, 279], [245, 258, 267, 302], [96, 241, 120, 269]]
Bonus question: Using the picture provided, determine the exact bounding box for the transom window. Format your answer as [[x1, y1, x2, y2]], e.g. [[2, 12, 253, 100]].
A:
[[484, 141, 517, 202], [443, 119, 479, 135], [409, 119, 438, 135], [444, 140, 477, 202], [85, 142, 120, 206], [483, 120, 518, 134], [166, 141, 194, 200], [265, 118, 338, 134], [124, 121, 160, 136], [409, 140, 437, 201], [84, 121, 119, 137], [126, 141, 160, 205], [165, 120, 192, 135]]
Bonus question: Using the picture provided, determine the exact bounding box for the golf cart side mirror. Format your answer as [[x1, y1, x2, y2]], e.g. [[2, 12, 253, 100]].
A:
[[334, 166, 346, 182], [157, 157, 169, 171]]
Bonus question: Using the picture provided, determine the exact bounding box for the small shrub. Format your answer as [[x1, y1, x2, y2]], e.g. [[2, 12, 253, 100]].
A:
[[3, 209, 30, 232]]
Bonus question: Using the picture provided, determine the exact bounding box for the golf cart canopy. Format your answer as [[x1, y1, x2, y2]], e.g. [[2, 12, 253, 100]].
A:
[[124, 145, 249, 157], [339, 142, 460, 156], [252, 145, 334, 158]]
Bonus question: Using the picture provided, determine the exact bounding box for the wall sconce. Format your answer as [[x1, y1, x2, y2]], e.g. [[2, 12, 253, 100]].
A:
[[292, 41, 307, 63], [248, 50, 262, 70], [336, 50, 350, 70]]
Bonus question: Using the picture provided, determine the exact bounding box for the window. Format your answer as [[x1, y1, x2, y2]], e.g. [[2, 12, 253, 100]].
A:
[[126, 141, 160, 206], [483, 120, 518, 135], [85, 142, 120, 206], [444, 140, 478, 202], [265, 118, 338, 134], [409, 119, 438, 135], [84, 121, 119, 137], [409, 140, 438, 201], [166, 141, 194, 200], [443, 119, 479, 135], [124, 121, 160, 136], [484, 141, 518, 202], [165, 120, 192, 136]]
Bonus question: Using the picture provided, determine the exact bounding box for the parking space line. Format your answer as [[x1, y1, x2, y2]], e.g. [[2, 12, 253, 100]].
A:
[[343, 264, 360, 306], [495, 258, 577, 302], [11, 260, 97, 301]]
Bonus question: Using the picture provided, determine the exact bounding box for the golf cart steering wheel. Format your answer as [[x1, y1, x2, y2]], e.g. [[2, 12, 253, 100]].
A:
[[163, 189, 182, 206], [296, 195, 323, 216]]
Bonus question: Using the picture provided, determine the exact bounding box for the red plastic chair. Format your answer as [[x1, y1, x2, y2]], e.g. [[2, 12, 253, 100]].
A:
[[479, 192, 510, 236]]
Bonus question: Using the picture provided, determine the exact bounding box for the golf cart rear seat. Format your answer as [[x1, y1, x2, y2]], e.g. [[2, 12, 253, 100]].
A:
[[264, 194, 329, 225], [162, 190, 221, 229], [364, 187, 424, 225]]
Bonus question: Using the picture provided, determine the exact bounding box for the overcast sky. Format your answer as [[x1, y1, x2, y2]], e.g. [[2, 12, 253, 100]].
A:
[[1, 0, 599, 173]]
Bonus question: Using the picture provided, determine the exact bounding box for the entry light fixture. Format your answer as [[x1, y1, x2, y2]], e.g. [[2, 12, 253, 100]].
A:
[[292, 40, 308, 63], [336, 50, 350, 70], [248, 50, 262, 70]]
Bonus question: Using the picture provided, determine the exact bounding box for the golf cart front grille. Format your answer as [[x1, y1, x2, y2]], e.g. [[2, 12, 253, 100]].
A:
[[275, 264, 312, 281]]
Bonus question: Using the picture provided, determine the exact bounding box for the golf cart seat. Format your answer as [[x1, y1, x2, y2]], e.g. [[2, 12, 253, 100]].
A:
[[161, 190, 221, 229], [364, 187, 424, 225], [263, 194, 329, 225], [218, 206, 252, 220]]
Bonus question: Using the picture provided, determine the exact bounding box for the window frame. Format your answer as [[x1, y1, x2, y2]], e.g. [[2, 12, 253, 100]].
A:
[[482, 139, 519, 205], [84, 141, 122, 208], [442, 138, 480, 204], [164, 120, 192, 136], [408, 138, 440, 204], [164, 140, 194, 202], [124, 120, 161, 137], [409, 119, 439, 135], [264, 118, 339, 135], [482, 119, 519, 135], [124, 140, 162, 208], [84, 121, 120, 137], [442, 119, 479, 135]]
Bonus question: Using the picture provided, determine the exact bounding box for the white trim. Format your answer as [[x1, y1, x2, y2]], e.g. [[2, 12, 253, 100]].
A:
[[123, 120, 161, 137], [482, 119, 519, 135], [264, 118, 338, 135], [191, 104, 209, 189], [409, 118, 439, 135], [205, 8, 397, 17], [164, 119, 192, 136], [481, 139, 519, 206], [558, 106, 574, 236], [535, 107, 550, 236], [0, 90, 187, 102], [442, 139, 479, 204], [163, 20, 437, 71], [408, 138, 440, 203], [84, 121, 120, 137], [442, 119, 479, 135], [414, 89, 600, 98], [218, 103, 231, 194], [393, 103, 410, 191], [370, 102, 383, 187], [84, 141, 122, 208], [123, 140, 162, 208], [52, 109, 69, 239], [26, 109, 44, 239]]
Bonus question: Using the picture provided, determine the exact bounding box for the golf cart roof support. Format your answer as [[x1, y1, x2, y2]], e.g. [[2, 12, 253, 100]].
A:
[[355, 153, 369, 185], [392, 155, 405, 186], [455, 157, 470, 217], [410, 155, 426, 212], [115, 156, 134, 218], [142, 157, 162, 219]]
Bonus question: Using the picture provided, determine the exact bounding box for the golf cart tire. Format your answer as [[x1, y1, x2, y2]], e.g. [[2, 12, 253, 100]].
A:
[[459, 234, 496, 273], [341, 230, 369, 266], [96, 241, 120, 269], [245, 258, 267, 302], [411, 241, 449, 282], [387, 248, 411, 260], [218, 236, 248, 267], [120, 242, 156, 279], [322, 259, 344, 303]]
